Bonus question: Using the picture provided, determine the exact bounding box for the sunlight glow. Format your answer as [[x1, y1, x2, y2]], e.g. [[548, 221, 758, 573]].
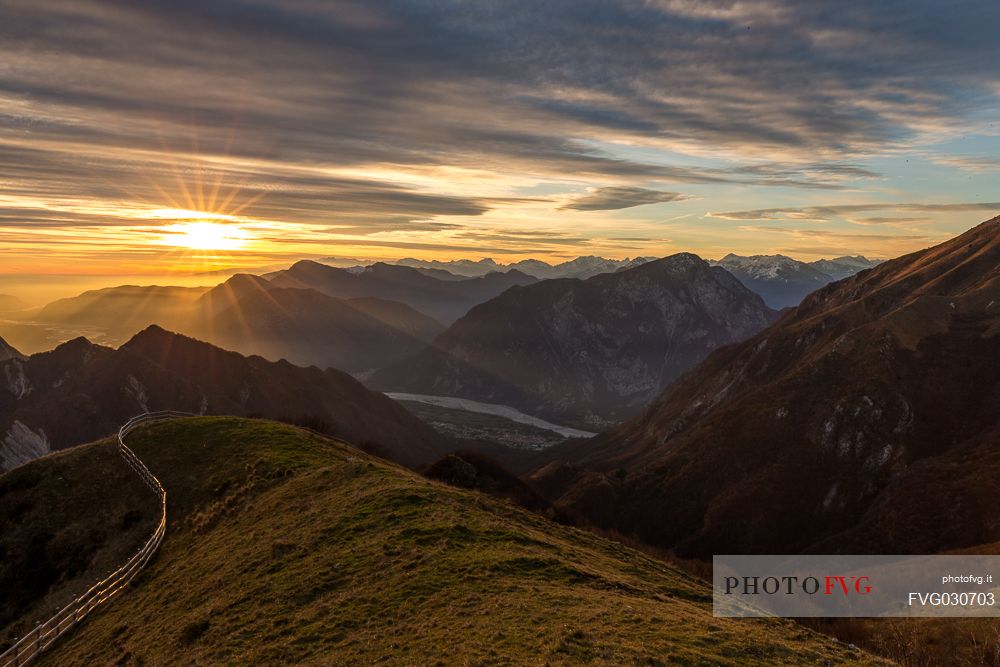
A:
[[160, 221, 251, 251]]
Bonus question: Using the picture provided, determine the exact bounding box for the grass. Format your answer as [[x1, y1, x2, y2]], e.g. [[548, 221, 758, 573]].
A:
[[0, 439, 157, 645], [2, 417, 886, 665]]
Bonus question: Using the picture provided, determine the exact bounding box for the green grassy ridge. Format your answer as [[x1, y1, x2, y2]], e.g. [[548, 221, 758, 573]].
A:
[[0, 439, 158, 647], [5, 417, 886, 665]]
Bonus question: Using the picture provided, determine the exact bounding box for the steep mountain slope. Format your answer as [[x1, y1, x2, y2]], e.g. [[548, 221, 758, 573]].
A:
[[3, 417, 879, 666], [0, 335, 22, 362], [0, 327, 448, 472], [536, 216, 1000, 556], [24, 274, 446, 373], [195, 273, 274, 317], [344, 296, 445, 341], [192, 285, 440, 374], [269, 260, 537, 323], [713, 253, 836, 308], [810, 255, 881, 280], [34, 286, 210, 343], [372, 254, 776, 428]]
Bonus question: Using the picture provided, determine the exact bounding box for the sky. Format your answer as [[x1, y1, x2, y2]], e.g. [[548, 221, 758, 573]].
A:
[[1, 0, 999, 295]]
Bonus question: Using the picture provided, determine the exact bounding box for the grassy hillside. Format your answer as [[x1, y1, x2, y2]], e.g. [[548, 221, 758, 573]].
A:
[[3, 418, 885, 665], [0, 440, 157, 642]]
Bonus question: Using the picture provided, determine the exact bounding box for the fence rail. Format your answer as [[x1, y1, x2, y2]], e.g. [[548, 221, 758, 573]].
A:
[[0, 411, 190, 667]]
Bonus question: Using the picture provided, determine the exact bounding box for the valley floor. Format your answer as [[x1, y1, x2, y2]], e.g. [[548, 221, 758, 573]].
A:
[[387, 392, 597, 441]]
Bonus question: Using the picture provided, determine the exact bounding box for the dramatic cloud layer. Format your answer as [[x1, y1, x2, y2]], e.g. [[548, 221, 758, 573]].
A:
[[561, 188, 690, 211], [708, 202, 1000, 222], [0, 0, 998, 280]]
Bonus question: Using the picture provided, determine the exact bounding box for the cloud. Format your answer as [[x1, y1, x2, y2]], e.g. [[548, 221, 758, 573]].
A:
[[560, 187, 690, 211], [928, 155, 1000, 171], [708, 202, 1000, 222], [848, 216, 933, 226], [5, 1, 999, 176], [1, 0, 999, 271]]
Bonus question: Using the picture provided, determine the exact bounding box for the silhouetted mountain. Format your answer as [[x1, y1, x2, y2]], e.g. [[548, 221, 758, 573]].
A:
[[713, 253, 836, 308], [0, 326, 449, 472], [34, 285, 210, 343], [372, 254, 776, 428], [196, 273, 274, 316], [534, 217, 1000, 556], [0, 335, 22, 362], [269, 260, 537, 323], [25, 273, 447, 373], [193, 284, 440, 373]]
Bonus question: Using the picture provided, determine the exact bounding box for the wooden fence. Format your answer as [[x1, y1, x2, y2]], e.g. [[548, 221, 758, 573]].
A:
[[0, 411, 189, 667]]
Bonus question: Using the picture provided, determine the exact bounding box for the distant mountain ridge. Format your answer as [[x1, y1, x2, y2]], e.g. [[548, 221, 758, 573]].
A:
[[26, 273, 450, 373], [359, 254, 880, 287], [0, 295, 28, 313], [189, 274, 445, 373], [13, 253, 878, 370], [269, 260, 537, 323], [391, 255, 658, 279], [810, 255, 882, 280], [371, 253, 776, 428], [533, 216, 1000, 556], [0, 326, 449, 472], [712, 254, 836, 308]]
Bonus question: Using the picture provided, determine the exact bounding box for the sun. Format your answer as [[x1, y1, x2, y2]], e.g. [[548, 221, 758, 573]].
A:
[[160, 220, 251, 251]]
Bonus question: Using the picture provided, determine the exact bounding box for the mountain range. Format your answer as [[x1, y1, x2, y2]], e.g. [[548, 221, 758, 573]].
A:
[[24, 282, 437, 374], [382, 254, 879, 291], [533, 216, 1000, 557], [391, 255, 658, 280], [268, 260, 537, 323], [5, 252, 877, 363], [189, 274, 445, 374], [0, 326, 449, 472], [712, 254, 881, 309], [372, 254, 777, 428]]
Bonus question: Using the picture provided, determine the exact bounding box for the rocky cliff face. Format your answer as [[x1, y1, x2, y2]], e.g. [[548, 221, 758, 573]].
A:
[[534, 216, 1000, 556], [371, 254, 776, 428]]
